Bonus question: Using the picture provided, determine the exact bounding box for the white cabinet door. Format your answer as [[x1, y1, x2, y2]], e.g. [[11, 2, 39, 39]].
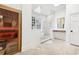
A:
[[70, 13, 79, 45]]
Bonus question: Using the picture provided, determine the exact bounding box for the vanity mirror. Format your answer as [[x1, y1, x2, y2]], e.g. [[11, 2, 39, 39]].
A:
[[57, 17, 65, 29]]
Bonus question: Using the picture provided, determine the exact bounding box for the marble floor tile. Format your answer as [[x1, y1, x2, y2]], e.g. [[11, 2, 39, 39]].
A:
[[18, 39, 79, 55]]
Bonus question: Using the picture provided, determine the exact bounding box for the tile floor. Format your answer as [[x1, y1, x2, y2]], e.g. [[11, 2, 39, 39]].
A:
[[18, 39, 79, 55]]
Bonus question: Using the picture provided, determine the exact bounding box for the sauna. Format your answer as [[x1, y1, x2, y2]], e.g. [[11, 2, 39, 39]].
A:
[[0, 5, 22, 55]]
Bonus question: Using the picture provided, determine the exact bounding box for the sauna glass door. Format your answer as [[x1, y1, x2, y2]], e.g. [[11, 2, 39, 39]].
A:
[[0, 7, 20, 55]]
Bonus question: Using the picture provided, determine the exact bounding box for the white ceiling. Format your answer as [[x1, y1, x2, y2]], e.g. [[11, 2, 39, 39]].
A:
[[32, 4, 66, 16]]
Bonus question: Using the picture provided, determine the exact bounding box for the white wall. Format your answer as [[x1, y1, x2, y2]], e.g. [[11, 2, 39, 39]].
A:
[[66, 4, 79, 43], [22, 4, 32, 51]]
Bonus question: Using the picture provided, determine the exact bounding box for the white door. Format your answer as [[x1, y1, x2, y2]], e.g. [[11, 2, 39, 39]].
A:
[[70, 13, 79, 45]]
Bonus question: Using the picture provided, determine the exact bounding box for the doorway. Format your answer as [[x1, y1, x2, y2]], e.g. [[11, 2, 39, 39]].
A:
[[70, 13, 79, 46]]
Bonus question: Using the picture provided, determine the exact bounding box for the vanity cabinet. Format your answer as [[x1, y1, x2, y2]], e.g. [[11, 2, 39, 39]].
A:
[[53, 30, 66, 40]]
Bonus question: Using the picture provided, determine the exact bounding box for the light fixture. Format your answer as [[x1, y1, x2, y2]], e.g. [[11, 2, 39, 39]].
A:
[[34, 6, 41, 13], [0, 15, 3, 19], [54, 4, 60, 6]]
